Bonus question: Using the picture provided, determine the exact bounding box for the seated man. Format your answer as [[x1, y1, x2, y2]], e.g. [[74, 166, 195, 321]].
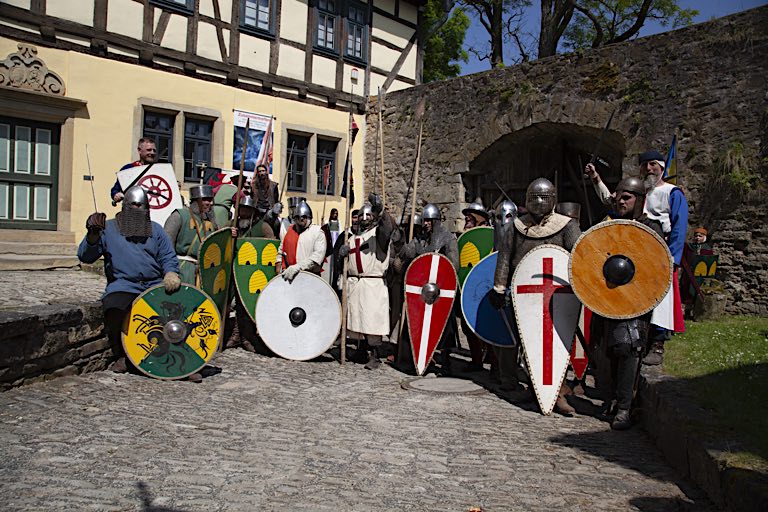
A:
[[77, 186, 184, 376]]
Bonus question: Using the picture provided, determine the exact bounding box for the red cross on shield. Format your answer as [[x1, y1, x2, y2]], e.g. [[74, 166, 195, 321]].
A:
[[404, 253, 457, 376], [512, 244, 582, 415]]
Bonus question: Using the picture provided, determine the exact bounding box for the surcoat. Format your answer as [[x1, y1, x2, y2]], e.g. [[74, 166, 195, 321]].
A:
[[346, 226, 391, 336]]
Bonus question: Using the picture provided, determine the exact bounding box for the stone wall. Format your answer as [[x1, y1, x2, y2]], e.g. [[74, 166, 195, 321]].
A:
[[365, 6, 768, 315], [0, 303, 112, 390]]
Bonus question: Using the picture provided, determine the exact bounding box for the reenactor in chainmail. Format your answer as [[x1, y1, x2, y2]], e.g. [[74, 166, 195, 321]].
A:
[[490, 178, 581, 415]]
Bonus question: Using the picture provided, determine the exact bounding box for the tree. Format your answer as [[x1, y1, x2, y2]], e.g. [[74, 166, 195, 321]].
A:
[[557, 0, 698, 55], [538, 0, 575, 59], [462, 0, 531, 68], [422, 0, 471, 82]]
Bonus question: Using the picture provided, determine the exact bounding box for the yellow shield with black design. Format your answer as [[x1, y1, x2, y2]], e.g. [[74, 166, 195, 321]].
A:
[[122, 284, 221, 380], [457, 227, 494, 288], [233, 237, 280, 323], [198, 228, 234, 315]]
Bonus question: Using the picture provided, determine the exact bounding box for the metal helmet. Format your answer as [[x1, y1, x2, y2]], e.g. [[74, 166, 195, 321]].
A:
[[359, 204, 374, 222], [189, 184, 214, 201], [414, 213, 423, 226], [123, 186, 149, 211], [421, 203, 441, 222], [288, 196, 307, 217], [239, 195, 256, 209], [461, 200, 490, 220], [556, 202, 581, 221], [525, 178, 557, 218], [293, 201, 313, 219], [497, 200, 518, 225], [615, 176, 647, 219]]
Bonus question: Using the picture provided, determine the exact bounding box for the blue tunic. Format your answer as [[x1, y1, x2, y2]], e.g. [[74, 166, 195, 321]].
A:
[[78, 219, 179, 297], [667, 188, 688, 266]]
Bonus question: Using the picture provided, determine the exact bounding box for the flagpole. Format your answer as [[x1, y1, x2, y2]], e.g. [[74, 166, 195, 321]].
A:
[[339, 85, 355, 365]]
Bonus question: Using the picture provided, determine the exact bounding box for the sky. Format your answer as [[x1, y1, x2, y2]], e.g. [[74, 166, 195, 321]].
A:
[[459, 0, 767, 75]]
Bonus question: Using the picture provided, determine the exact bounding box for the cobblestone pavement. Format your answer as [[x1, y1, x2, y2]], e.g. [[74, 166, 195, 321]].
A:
[[0, 348, 712, 511], [0, 270, 105, 309]]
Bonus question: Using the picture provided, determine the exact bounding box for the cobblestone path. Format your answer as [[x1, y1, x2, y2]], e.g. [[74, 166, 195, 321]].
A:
[[0, 349, 711, 511], [0, 270, 105, 309]]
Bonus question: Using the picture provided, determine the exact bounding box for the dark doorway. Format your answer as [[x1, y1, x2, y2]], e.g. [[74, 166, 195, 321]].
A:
[[464, 122, 625, 228]]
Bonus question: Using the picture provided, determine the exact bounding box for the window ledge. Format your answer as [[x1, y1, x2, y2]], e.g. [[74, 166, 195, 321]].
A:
[[239, 25, 276, 41], [313, 46, 339, 59]]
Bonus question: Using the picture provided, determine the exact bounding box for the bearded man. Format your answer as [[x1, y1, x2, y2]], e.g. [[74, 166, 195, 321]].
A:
[[490, 178, 581, 415], [338, 194, 396, 369], [276, 201, 326, 282], [230, 194, 275, 239], [78, 186, 182, 375], [164, 184, 219, 285]]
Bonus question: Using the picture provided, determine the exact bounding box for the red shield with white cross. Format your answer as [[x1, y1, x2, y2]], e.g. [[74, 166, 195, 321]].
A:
[[569, 306, 592, 380], [404, 253, 457, 376], [512, 245, 582, 415]]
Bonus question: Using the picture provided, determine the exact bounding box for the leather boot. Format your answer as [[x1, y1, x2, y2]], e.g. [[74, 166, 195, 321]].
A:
[[364, 347, 381, 370], [611, 409, 632, 430], [642, 341, 664, 366]]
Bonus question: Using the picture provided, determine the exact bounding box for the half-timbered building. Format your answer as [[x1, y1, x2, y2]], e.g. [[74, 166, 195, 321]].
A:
[[0, 0, 421, 268]]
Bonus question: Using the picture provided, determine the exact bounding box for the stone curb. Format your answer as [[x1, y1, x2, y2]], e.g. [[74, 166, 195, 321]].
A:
[[638, 366, 768, 512]]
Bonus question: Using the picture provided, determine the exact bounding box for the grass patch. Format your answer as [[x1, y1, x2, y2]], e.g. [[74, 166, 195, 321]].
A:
[[665, 316, 768, 472]]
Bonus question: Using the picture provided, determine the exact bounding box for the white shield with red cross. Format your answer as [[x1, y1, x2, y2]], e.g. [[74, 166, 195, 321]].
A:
[[512, 244, 582, 415], [404, 253, 457, 376], [569, 306, 592, 380], [118, 163, 183, 227]]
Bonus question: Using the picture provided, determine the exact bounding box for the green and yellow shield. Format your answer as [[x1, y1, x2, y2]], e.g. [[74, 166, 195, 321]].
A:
[[198, 228, 234, 315], [233, 237, 280, 322], [123, 284, 221, 380], [457, 226, 494, 288]]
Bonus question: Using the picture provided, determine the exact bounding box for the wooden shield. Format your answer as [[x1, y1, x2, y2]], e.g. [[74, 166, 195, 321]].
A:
[[404, 253, 458, 376], [513, 245, 582, 415], [123, 284, 221, 380], [569, 220, 672, 320], [458, 227, 494, 288], [198, 228, 234, 315], [460, 252, 516, 347], [233, 237, 280, 323], [569, 306, 592, 380], [117, 163, 183, 228], [255, 271, 341, 361]]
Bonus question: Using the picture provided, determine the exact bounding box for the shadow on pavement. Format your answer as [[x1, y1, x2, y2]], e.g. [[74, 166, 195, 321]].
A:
[[136, 481, 189, 512]]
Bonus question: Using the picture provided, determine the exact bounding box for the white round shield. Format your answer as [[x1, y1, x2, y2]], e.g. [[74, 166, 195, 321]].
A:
[[255, 271, 342, 361]]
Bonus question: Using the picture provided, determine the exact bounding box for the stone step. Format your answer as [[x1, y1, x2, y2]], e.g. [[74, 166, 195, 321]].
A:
[[0, 254, 80, 271], [0, 241, 79, 256], [0, 229, 77, 244]]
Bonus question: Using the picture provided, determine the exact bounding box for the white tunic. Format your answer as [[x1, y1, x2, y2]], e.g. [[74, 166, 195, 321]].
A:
[[644, 182, 676, 234], [346, 226, 390, 336]]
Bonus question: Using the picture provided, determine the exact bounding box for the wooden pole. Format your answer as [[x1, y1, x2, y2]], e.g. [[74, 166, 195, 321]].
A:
[[339, 108, 355, 365], [378, 87, 386, 205]]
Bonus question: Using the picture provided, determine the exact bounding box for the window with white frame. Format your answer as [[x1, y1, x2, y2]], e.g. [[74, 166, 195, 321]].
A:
[[242, 0, 273, 33]]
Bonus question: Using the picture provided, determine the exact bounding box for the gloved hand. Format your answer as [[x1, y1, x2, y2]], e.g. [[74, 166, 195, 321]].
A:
[[282, 264, 301, 282], [338, 244, 350, 258], [230, 226, 238, 238], [271, 202, 283, 216], [163, 271, 181, 293], [369, 193, 383, 214], [489, 289, 507, 310], [85, 212, 107, 243]]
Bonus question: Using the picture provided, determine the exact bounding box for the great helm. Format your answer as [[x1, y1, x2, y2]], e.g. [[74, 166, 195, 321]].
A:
[[293, 201, 313, 219], [123, 186, 149, 211], [525, 178, 557, 217], [421, 203, 441, 222], [497, 200, 518, 225], [461, 200, 490, 220], [189, 184, 214, 201]]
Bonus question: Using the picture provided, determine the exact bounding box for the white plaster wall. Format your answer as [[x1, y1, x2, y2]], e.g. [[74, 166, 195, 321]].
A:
[[161, 13, 189, 53], [374, 0, 395, 15], [341, 63, 363, 94], [371, 13, 413, 48], [312, 55, 336, 89], [369, 71, 387, 95], [0, 0, 31, 10], [388, 79, 410, 92], [371, 41, 400, 72], [197, 21, 227, 62], [239, 34, 270, 73], [399, 1, 418, 24], [277, 44, 305, 80], [399, 42, 416, 80], [106, 0, 144, 42], [280, 0, 308, 44], [46, 0, 94, 26]]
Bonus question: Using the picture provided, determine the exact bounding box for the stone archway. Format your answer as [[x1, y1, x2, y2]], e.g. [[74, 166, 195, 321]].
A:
[[463, 122, 625, 227]]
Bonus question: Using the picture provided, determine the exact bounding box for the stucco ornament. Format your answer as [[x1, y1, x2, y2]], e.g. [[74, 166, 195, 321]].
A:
[[0, 43, 65, 95]]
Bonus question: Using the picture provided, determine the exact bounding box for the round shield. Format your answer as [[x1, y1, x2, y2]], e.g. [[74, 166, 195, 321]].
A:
[[460, 252, 516, 347], [123, 284, 222, 380], [457, 226, 494, 288], [569, 220, 672, 320], [255, 271, 341, 361]]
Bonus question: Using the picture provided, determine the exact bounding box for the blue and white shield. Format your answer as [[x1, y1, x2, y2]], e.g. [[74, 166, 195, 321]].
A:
[[460, 252, 516, 347]]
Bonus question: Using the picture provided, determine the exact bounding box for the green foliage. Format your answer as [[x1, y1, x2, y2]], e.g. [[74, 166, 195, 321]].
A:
[[582, 61, 620, 95], [562, 0, 698, 51], [422, 1, 471, 82], [621, 78, 655, 104], [665, 316, 768, 471], [714, 142, 762, 200]]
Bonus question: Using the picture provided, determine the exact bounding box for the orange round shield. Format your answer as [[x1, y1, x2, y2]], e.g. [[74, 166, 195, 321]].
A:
[[569, 220, 672, 319]]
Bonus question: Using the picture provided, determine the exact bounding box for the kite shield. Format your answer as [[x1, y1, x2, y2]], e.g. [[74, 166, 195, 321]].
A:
[[233, 237, 280, 322], [198, 228, 234, 315]]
